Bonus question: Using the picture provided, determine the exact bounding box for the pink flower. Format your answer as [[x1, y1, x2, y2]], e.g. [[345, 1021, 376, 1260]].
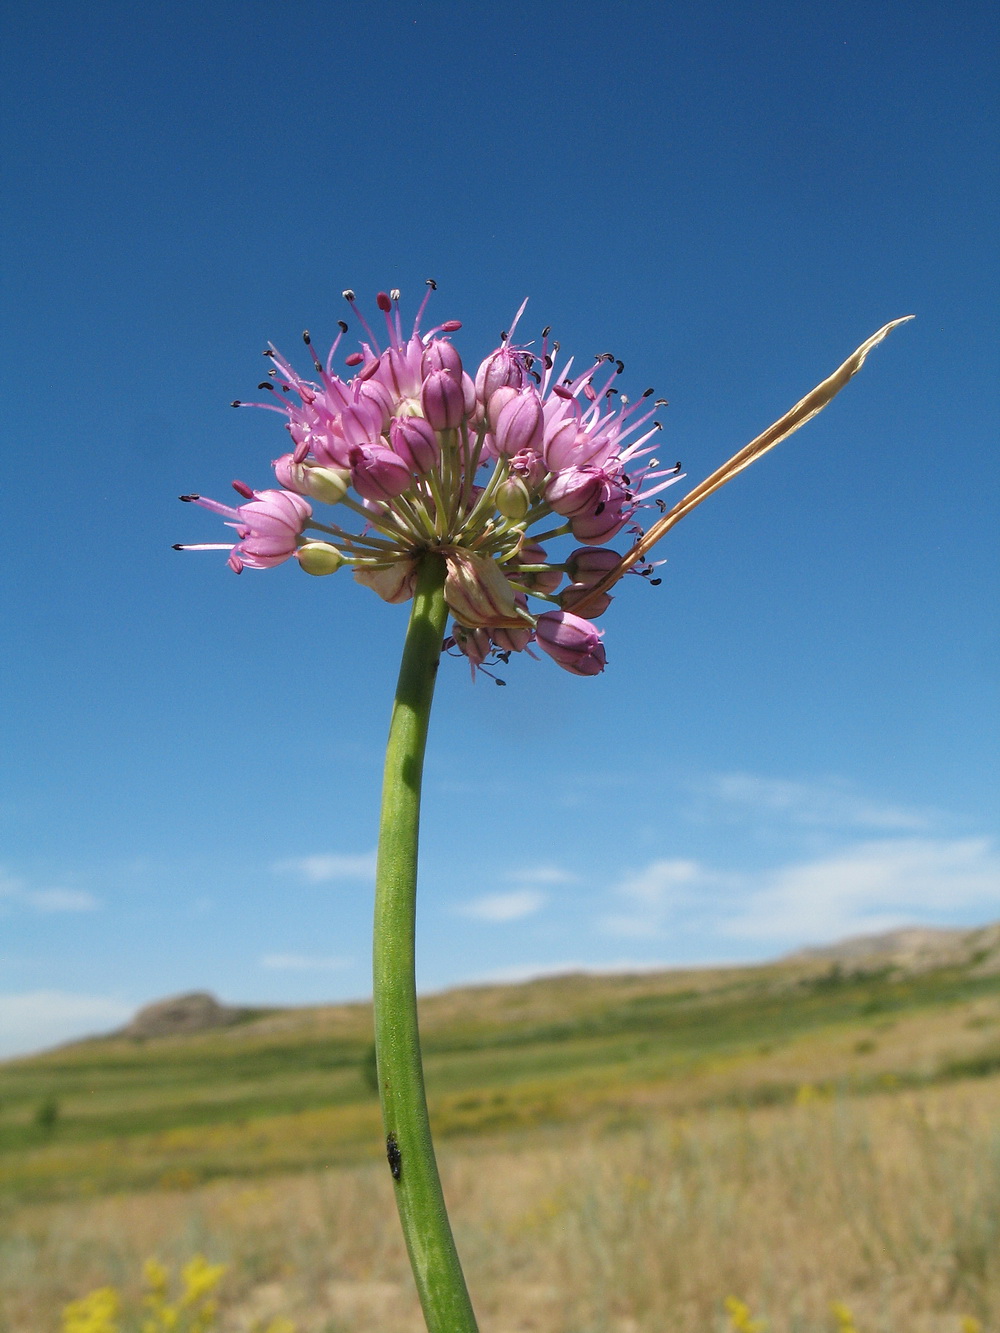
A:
[[176, 488, 311, 574], [349, 444, 414, 502], [534, 611, 607, 676]]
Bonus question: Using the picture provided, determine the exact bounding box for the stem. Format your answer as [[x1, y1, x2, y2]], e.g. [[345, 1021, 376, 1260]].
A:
[[373, 554, 479, 1333]]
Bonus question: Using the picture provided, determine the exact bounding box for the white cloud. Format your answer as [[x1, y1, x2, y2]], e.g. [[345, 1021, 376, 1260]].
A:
[[24, 889, 99, 913], [272, 852, 377, 883], [600, 858, 734, 937], [723, 837, 1000, 943], [260, 954, 352, 971], [457, 890, 547, 923], [702, 772, 935, 832], [0, 991, 132, 1059], [504, 864, 577, 886], [0, 869, 101, 913], [596, 838, 1000, 948]]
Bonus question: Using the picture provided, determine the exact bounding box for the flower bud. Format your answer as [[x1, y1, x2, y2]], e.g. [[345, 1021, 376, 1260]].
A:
[[444, 550, 526, 628], [353, 561, 417, 603], [421, 369, 465, 431], [513, 542, 563, 595], [558, 583, 613, 618], [565, 546, 621, 585], [475, 347, 525, 404], [422, 338, 463, 379], [495, 474, 531, 520], [390, 417, 440, 474], [486, 385, 518, 430], [349, 445, 413, 502], [494, 386, 544, 457], [339, 401, 383, 450], [534, 610, 607, 676], [451, 624, 492, 668], [297, 542, 345, 576]]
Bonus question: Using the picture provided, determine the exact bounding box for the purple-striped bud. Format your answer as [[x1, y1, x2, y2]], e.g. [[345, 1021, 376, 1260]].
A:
[[355, 378, 394, 431], [542, 417, 582, 472], [545, 466, 605, 518], [513, 542, 563, 595], [421, 370, 465, 431], [534, 611, 607, 676], [565, 547, 621, 585], [444, 550, 526, 629], [558, 584, 613, 618], [475, 346, 526, 404], [390, 417, 440, 474], [452, 624, 493, 669], [422, 338, 463, 379], [349, 444, 414, 502], [493, 386, 544, 457], [486, 385, 518, 430], [491, 595, 533, 652], [297, 542, 345, 576], [353, 560, 417, 603]]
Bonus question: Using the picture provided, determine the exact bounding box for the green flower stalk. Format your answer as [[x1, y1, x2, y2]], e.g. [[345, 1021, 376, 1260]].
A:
[[372, 552, 478, 1331], [177, 286, 909, 1328]]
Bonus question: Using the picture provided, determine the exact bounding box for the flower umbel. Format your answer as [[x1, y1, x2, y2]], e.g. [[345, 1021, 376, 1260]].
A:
[[177, 286, 692, 676]]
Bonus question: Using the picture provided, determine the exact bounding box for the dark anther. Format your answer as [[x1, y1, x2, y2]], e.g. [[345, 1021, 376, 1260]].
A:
[[673, 461, 682, 471], [171, 543, 184, 550], [656, 499, 667, 512], [653, 421, 663, 430], [302, 330, 312, 344], [655, 398, 669, 406], [179, 494, 199, 502], [544, 355, 553, 370], [390, 288, 401, 301], [552, 341, 560, 353], [615, 360, 624, 374], [650, 577, 662, 586], [338, 320, 348, 334], [262, 348, 275, 358], [542, 325, 551, 337], [529, 370, 541, 384], [425, 278, 437, 289], [595, 502, 606, 516], [281, 385, 290, 393], [623, 474, 631, 485], [386, 1132, 402, 1180], [258, 382, 274, 391], [494, 677, 506, 687], [643, 387, 654, 398], [500, 330, 508, 342], [230, 400, 242, 407]]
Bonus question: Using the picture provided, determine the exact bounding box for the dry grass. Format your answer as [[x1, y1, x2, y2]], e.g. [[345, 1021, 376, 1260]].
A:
[[3, 1078, 996, 1333]]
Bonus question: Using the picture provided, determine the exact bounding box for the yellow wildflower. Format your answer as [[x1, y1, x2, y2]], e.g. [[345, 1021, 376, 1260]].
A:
[[61, 1286, 121, 1333], [724, 1295, 767, 1332]]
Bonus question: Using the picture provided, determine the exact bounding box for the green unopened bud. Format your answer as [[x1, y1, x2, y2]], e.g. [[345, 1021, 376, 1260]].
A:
[[297, 542, 345, 576], [495, 474, 531, 521], [304, 466, 351, 505]]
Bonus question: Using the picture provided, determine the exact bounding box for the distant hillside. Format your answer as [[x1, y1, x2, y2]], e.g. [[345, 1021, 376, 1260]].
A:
[[96, 919, 1000, 1044], [0, 918, 997, 1204]]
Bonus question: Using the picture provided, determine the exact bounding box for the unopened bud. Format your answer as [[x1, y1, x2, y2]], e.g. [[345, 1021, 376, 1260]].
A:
[[444, 550, 526, 628], [495, 474, 531, 520], [421, 369, 465, 431], [297, 542, 345, 576]]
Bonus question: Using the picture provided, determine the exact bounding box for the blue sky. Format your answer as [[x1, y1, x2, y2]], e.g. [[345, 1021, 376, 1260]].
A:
[[2, 0, 997, 1057]]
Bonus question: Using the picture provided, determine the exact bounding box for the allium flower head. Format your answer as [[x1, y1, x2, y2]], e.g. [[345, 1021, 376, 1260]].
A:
[[178, 284, 909, 678]]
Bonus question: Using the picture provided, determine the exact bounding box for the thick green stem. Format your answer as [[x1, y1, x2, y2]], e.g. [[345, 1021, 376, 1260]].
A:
[[373, 553, 479, 1332]]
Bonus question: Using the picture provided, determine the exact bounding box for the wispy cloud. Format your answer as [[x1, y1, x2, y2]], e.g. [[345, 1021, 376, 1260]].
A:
[[700, 772, 935, 832], [0, 991, 132, 1059], [457, 890, 547, 923], [597, 838, 1000, 947], [504, 864, 577, 886], [0, 869, 101, 913], [272, 852, 377, 883], [722, 837, 1000, 943], [260, 953, 353, 971]]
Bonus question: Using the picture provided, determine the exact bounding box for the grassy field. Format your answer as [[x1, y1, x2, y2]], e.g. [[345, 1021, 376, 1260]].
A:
[[1, 933, 998, 1331]]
